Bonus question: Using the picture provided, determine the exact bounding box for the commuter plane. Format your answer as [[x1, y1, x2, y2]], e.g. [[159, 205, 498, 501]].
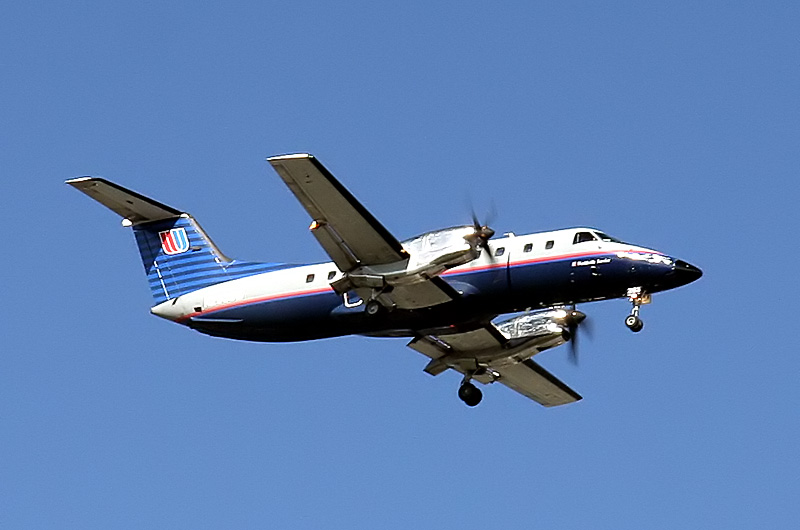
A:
[[67, 154, 702, 407]]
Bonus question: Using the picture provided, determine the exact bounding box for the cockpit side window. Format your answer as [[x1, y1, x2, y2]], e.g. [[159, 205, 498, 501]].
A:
[[594, 231, 623, 243], [573, 231, 597, 244]]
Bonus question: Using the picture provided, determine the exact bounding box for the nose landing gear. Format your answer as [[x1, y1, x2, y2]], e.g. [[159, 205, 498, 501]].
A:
[[625, 313, 644, 332], [625, 287, 649, 332]]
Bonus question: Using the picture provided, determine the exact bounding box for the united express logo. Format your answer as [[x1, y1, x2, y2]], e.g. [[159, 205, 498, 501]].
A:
[[159, 228, 190, 255]]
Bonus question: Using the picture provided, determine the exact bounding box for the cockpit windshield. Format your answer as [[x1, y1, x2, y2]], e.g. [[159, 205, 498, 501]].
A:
[[573, 231, 597, 244], [594, 231, 624, 243]]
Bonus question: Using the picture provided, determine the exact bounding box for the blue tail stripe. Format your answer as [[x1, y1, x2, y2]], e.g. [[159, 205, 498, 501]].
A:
[[144, 262, 289, 283], [133, 216, 288, 304], [145, 266, 281, 292], [164, 258, 288, 274]]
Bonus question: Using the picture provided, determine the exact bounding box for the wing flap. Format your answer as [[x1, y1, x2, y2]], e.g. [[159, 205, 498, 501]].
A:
[[268, 154, 406, 270], [388, 278, 458, 309], [438, 325, 508, 351]]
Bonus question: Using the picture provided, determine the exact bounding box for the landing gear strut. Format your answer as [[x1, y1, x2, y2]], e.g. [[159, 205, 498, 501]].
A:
[[458, 374, 482, 407], [625, 287, 648, 332], [364, 287, 395, 316]]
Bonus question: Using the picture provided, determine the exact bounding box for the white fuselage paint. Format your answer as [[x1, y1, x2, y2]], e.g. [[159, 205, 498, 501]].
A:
[[150, 227, 659, 323]]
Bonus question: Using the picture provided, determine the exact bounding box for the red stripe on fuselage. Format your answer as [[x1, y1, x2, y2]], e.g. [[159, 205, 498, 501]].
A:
[[177, 285, 334, 322], [442, 247, 653, 276], [177, 247, 656, 322]]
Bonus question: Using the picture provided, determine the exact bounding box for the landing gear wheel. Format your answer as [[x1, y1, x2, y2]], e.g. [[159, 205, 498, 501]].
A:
[[625, 315, 644, 332], [365, 300, 382, 316], [458, 382, 483, 407]]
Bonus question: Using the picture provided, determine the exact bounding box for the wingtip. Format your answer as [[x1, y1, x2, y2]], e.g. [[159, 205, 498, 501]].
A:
[[266, 153, 314, 162], [65, 176, 94, 185]]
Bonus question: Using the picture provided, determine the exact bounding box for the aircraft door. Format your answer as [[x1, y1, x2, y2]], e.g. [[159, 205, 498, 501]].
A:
[[462, 242, 510, 295], [493, 243, 512, 291]]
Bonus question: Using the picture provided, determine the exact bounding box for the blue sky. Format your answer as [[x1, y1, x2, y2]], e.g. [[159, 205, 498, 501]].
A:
[[3, 2, 799, 528]]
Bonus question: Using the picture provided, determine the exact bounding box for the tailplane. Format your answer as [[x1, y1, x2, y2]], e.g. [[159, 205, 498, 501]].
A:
[[67, 177, 284, 304]]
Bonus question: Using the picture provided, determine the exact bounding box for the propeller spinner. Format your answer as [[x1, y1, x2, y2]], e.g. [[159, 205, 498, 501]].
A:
[[467, 211, 496, 254]]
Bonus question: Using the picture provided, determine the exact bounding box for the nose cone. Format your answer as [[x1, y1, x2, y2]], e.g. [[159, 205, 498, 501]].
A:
[[673, 259, 703, 285]]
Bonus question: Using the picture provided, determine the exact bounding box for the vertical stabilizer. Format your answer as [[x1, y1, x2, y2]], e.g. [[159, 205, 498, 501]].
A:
[[67, 177, 286, 304], [131, 214, 233, 303]]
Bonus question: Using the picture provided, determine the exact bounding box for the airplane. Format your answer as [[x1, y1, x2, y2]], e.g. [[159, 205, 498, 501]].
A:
[[67, 154, 702, 408]]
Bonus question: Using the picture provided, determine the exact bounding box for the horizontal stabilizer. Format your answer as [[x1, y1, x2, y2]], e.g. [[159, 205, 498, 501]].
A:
[[66, 177, 182, 225]]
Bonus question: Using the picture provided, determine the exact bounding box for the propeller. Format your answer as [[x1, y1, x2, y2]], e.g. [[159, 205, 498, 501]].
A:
[[471, 211, 496, 252], [562, 306, 591, 365], [467, 201, 497, 255]]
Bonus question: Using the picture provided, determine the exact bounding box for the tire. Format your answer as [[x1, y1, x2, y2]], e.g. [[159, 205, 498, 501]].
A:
[[458, 382, 483, 407], [625, 315, 643, 332]]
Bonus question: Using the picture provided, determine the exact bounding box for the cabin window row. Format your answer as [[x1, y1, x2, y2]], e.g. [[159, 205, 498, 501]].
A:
[[518, 240, 555, 254], [492, 239, 556, 257], [306, 270, 339, 283]]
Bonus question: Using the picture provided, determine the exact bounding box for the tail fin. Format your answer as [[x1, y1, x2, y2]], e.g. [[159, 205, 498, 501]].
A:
[[67, 177, 283, 304]]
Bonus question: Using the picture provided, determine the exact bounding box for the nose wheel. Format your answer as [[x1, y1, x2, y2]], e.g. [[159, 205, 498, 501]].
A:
[[625, 287, 649, 332], [625, 313, 644, 332]]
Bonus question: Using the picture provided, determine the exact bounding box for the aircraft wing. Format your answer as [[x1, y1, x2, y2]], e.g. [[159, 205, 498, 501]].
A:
[[268, 154, 459, 309], [267, 154, 407, 271], [409, 325, 582, 407]]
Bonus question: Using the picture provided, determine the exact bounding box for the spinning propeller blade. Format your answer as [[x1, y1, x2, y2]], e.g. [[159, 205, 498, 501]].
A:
[[564, 307, 590, 365], [468, 204, 496, 256]]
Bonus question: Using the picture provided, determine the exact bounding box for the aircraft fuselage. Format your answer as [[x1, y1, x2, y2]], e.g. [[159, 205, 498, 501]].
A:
[[151, 227, 701, 342]]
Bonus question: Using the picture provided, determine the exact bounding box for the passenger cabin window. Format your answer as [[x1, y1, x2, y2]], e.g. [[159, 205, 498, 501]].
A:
[[327, 271, 336, 280], [306, 273, 315, 283], [545, 240, 554, 249], [495, 247, 505, 257], [573, 232, 597, 244], [523, 243, 533, 253]]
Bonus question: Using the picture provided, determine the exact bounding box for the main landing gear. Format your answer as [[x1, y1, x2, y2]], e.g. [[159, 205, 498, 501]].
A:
[[365, 300, 382, 316], [364, 287, 395, 316], [625, 287, 650, 332], [458, 374, 483, 407]]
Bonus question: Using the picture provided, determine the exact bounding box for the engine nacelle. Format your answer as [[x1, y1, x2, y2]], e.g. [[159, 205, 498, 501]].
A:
[[401, 225, 480, 278], [495, 308, 574, 352], [330, 225, 485, 308]]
